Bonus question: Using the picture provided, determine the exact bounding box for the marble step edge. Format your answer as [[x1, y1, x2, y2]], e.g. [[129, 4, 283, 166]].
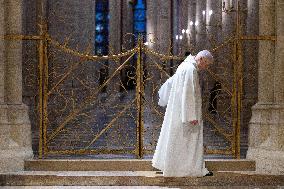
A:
[[24, 159, 256, 171], [0, 171, 283, 186]]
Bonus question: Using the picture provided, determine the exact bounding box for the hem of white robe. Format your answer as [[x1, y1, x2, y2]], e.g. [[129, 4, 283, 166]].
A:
[[152, 160, 209, 177]]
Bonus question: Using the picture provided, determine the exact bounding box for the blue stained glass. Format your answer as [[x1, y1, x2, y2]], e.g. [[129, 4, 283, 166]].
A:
[[96, 13, 104, 21], [134, 22, 146, 32], [134, 10, 146, 21], [95, 35, 104, 43], [96, 3, 103, 10], [95, 0, 109, 56], [96, 24, 104, 32], [133, 0, 146, 37], [135, 0, 146, 9]]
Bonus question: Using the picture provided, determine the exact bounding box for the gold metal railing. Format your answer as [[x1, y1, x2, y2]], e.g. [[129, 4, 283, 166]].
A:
[[2, 0, 277, 160], [2, 31, 274, 159]]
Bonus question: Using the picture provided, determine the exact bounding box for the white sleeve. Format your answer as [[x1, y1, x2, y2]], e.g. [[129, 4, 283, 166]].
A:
[[181, 70, 198, 123], [158, 76, 174, 107]]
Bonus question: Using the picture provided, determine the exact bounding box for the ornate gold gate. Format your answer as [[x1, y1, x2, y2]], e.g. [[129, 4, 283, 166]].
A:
[[36, 33, 242, 159], [34, 1, 274, 159], [2, 0, 276, 159]]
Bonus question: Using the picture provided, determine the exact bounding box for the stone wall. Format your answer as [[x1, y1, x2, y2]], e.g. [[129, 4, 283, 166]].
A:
[[0, 0, 33, 172], [247, 0, 284, 175]]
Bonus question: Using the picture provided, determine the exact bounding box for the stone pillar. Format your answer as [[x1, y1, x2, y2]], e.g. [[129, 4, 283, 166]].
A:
[[0, 0, 33, 172], [156, 0, 172, 54], [241, 0, 259, 155], [187, 0, 196, 52], [222, 0, 235, 37], [147, 0, 157, 49], [274, 0, 284, 104], [154, 0, 172, 84], [5, 1, 23, 104], [122, 0, 133, 45], [179, 0, 189, 54], [256, 1, 275, 104], [204, 0, 222, 94], [108, 0, 122, 93], [206, 0, 222, 50], [247, 0, 284, 175], [173, 0, 189, 56], [0, 0, 4, 103], [0, 0, 10, 151], [172, 0, 179, 55], [109, 0, 122, 54], [195, 0, 207, 52]]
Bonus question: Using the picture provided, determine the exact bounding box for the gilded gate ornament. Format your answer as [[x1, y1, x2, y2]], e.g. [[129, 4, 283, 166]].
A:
[[2, 0, 276, 159]]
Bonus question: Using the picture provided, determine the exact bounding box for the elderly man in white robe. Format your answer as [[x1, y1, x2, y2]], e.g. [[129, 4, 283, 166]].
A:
[[152, 50, 214, 177]]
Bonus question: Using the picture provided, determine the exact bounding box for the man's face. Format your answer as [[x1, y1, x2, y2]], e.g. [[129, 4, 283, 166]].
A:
[[197, 57, 212, 70]]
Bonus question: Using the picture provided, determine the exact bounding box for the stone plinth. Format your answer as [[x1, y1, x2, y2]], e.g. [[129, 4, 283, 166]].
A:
[[0, 104, 33, 172], [247, 104, 284, 175]]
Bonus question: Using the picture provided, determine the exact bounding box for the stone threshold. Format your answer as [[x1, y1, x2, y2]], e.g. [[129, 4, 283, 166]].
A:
[[0, 171, 283, 186], [24, 159, 256, 172]]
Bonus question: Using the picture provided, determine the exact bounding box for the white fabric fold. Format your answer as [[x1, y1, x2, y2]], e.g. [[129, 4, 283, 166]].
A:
[[152, 55, 208, 177]]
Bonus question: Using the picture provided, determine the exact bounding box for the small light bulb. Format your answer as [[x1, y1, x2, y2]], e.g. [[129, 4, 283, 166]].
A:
[[195, 21, 199, 26], [176, 35, 179, 40], [190, 21, 194, 26], [209, 10, 213, 16], [144, 42, 149, 46], [202, 10, 206, 15], [182, 29, 185, 34], [186, 29, 189, 34], [179, 35, 183, 40]]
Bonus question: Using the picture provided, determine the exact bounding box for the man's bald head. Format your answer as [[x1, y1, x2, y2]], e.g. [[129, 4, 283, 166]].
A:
[[195, 50, 214, 70], [195, 50, 214, 64]]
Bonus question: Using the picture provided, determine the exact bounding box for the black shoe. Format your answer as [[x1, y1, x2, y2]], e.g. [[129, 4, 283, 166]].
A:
[[205, 171, 213, 176]]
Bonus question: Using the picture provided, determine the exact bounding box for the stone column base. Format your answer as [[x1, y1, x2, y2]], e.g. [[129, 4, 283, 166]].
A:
[[247, 147, 284, 175], [0, 104, 33, 172], [247, 103, 284, 175], [0, 147, 33, 173]]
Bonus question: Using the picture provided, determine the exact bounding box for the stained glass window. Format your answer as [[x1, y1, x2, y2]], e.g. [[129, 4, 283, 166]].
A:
[[133, 0, 146, 38], [95, 0, 109, 56]]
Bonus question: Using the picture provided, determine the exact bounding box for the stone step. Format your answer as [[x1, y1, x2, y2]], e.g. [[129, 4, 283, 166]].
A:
[[0, 171, 283, 186], [24, 159, 256, 172]]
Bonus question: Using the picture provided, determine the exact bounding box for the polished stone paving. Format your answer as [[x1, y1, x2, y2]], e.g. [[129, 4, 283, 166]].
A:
[[0, 186, 283, 189], [1, 171, 283, 187]]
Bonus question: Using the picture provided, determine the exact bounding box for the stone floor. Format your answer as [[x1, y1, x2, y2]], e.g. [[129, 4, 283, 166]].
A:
[[0, 186, 283, 189], [1, 160, 283, 188], [23, 159, 256, 172], [1, 171, 283, 187]]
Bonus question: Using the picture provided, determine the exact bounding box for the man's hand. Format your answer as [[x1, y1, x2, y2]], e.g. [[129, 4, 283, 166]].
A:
[[189, 120, 199, 125]]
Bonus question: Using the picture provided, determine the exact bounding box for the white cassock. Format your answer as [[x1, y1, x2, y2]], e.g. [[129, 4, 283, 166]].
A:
[[152, 55, 209, 177]]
